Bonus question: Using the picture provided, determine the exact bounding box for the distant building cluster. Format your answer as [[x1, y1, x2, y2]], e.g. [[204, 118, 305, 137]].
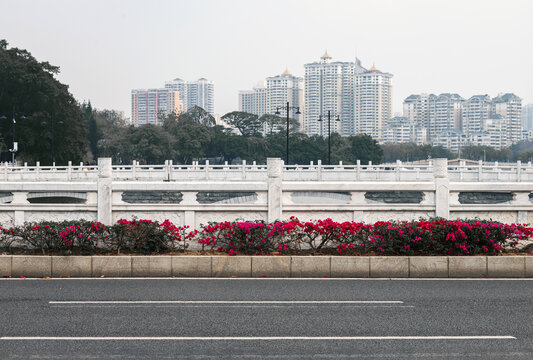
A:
[[129, 51, 528, 152], [403, 93, 524, 151], [237, 52, 529, 151], [131, 78, 214, 126], [239, 52, 392, 138]]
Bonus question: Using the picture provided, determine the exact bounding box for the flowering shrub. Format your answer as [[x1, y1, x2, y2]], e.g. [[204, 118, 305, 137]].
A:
[[106, 219, 195, 254], [198, 218, 532, 256], [368, 219, 533, 256], [199, 221, 276, 255], [0, 218, 531, 256], [7, 221, 106, 255], [57, 221, 106, 254]]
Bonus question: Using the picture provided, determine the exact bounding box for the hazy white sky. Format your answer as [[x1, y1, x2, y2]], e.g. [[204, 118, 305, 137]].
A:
[[1, 0, 532, 118]]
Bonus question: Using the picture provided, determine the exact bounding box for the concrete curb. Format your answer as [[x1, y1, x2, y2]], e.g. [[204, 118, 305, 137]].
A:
[[0, 255, 531, 278]]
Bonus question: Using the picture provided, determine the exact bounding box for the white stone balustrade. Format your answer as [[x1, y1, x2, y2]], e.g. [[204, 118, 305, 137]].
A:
[[0, 158, 531, 228], [1, 159, 533, 182]]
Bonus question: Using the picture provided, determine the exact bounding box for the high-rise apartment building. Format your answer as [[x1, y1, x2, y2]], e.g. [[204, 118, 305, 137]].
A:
[[462, 95, 491, 135], [403, 93, 433, 129], [266, 69, 303, 128], [131, 88, 182, 126], [522, 104, 533, 130], [239, 70, 303, 131], [238, 82, 268, 117], [428, 93, 463, 140], [238, 70, 303, 131], [304, 52, 366, 136], [492, 93, 522, 144], [380, 116, 426, 145], [165, 78, 215, 114], [355, 65, 393, 140]]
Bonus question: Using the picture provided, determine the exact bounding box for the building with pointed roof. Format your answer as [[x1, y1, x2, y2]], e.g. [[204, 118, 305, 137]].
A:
[[304, 52, 366, 136]]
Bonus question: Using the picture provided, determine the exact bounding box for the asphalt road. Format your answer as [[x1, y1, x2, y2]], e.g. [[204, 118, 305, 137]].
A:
[[0, 278, 532, 359]]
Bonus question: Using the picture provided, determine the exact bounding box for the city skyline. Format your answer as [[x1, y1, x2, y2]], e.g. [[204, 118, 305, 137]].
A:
[[1, 0, 531, 119]]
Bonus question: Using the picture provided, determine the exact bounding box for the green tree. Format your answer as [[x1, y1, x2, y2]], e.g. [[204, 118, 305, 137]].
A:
[[163, 113, 212, 164], [129, 124, 174, 164], [0, 39, 88, 164], [81, 102, 101, 161], [222, 111, 262, 136], [177, 106, 215, 127], [345, 134, 383, 164]]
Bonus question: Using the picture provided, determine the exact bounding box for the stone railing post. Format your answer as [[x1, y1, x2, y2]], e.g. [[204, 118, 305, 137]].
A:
[[97, 158, 113, 225], [267, 158, 283, 223], [433, 158, 449, 219]]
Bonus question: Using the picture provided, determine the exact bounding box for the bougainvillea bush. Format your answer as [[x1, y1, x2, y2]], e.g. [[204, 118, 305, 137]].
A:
[[0, 218, 531, 255], [0, 219, 194, 255], [1, 221, 107, 255], [196, 217, 532, 256]]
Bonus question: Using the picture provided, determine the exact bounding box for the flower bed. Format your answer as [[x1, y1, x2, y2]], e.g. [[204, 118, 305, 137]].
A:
[[0, 218, 531, 256]]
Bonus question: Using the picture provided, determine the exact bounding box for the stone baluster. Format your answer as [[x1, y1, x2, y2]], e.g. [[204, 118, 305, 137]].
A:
[[434, 158, 450, 219], [97, 158, 113, 225], [267, 158, 283, 223]]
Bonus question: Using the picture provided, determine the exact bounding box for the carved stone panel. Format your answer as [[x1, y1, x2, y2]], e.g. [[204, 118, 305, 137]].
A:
[[0, 192, 13, 204], [121, 191, 183, 204], [365, 191, 423, 204], [196, 192, 257, 204], [458, 192, 513, 204], [291, 191, 351, 205]]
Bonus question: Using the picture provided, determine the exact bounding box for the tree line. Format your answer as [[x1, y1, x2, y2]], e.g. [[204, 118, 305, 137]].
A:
[[2, 39, 533, 166]]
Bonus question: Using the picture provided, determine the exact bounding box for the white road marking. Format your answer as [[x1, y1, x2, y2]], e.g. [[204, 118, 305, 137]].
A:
[[49, 305, 415, 308], [0, 336, 516, 341], [49, 300, 403, 304]]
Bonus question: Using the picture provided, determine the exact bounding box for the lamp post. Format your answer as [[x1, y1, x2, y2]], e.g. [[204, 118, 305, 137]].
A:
[[0, 107, 26, 165], [41, 115, 63, 164], [275, 101, 301, 165], [317, 110, 340, 165]]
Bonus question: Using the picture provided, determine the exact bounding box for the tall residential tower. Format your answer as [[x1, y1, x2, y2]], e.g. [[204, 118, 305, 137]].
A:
[[354, 65, 393, 140], [304, 52, 366, 137], [238, 70, 303, 130], [165, 78, 215, 114], [131, 88, 183, 126]]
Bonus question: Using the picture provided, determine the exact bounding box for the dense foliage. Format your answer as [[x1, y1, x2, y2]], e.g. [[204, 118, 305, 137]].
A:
[[0, 40, 88, 164], [1, 218, 531, 256]]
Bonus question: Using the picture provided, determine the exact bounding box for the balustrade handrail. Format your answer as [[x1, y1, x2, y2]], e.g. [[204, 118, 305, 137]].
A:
[[0, 160, 532, 182]]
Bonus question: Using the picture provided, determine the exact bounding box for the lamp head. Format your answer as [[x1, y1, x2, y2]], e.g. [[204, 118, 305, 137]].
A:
[[295, 107, 301, 115]]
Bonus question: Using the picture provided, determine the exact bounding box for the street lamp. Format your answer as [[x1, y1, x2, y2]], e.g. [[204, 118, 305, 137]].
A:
[[317, 110, 340, 165], [275, 102, 301, 165], [0, 107, 26, 165], [41, 115, 63, 164]]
